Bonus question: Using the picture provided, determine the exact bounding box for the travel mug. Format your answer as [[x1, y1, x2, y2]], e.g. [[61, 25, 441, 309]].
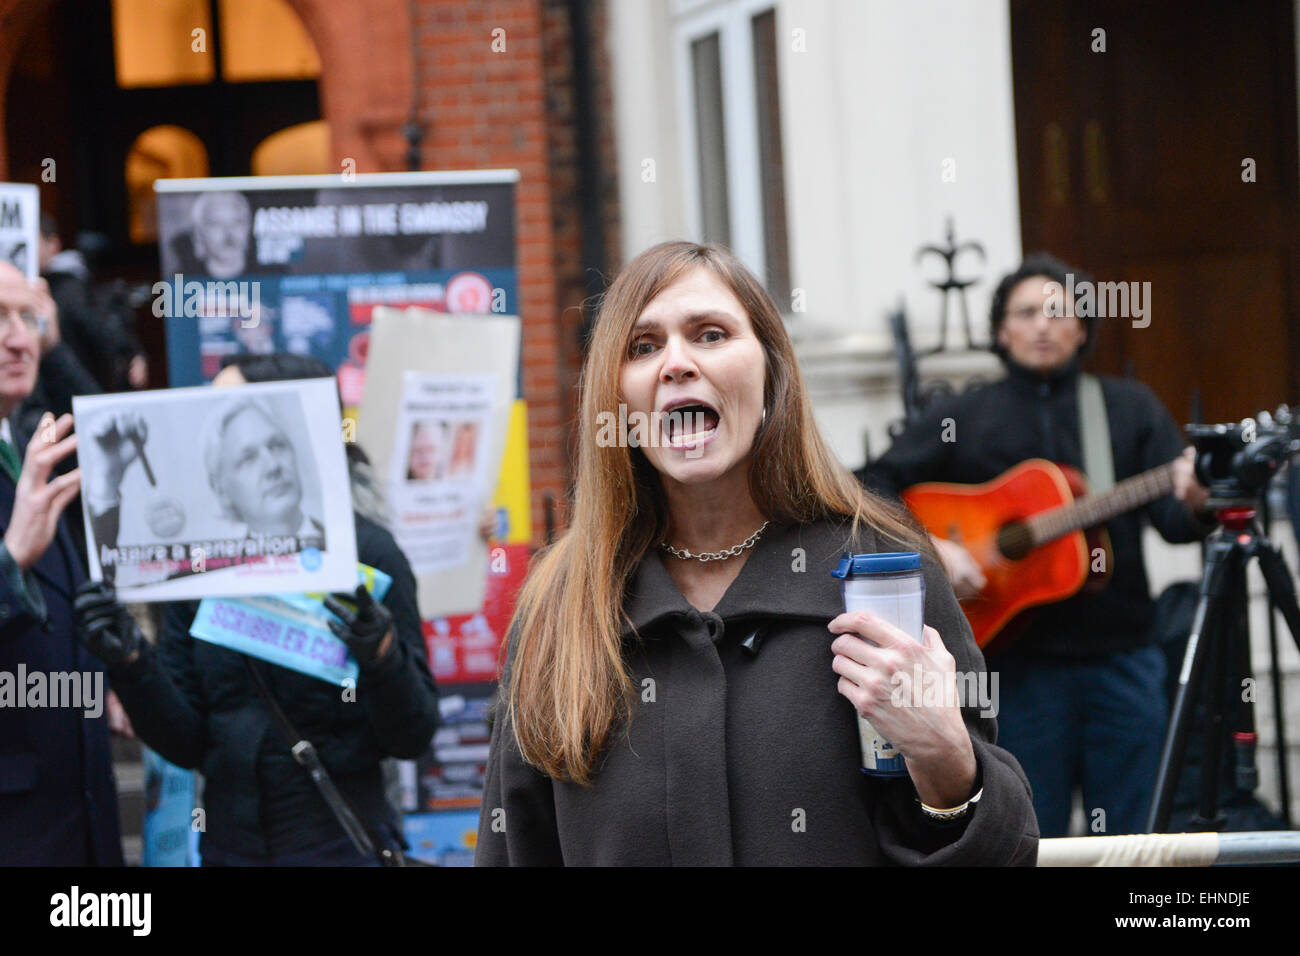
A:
[[830, 551, 926, 776]]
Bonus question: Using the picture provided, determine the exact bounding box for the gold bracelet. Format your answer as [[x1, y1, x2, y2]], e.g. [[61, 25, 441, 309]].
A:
[[919, 787, 983, 821]]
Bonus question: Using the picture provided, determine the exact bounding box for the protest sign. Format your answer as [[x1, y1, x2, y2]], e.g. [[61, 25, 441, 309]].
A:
[[189, 564, 392, 687], [154, 170, 519, 399], [359, 307, 519, 617], [0, 182, 39, 280], [73, 378, 358, 601]]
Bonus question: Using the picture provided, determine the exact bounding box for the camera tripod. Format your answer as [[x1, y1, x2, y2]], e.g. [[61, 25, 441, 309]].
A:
[[1147, 503, 1300, 832]]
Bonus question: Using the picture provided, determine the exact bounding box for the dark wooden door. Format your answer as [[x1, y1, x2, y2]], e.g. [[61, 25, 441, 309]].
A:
[[1010, 0, 1299, 425]]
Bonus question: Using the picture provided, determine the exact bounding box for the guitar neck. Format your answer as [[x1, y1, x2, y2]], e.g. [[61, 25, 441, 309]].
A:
[[1027, 461, 1178, 546]]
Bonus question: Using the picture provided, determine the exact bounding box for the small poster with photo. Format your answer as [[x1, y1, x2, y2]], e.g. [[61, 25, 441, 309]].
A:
[[388, 372, 496, 577], [358, 308, 519, 618]]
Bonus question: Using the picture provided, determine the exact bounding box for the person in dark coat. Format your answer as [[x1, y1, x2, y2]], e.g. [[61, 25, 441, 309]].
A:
[[75, 353, 440, 865], [0, 261, 123, 866], [476, 241, 1038, 866], [39, 213, 147, 393]]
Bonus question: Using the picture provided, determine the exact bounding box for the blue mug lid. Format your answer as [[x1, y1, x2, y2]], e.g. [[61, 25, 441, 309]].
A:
[[830, 551, 922, 579]]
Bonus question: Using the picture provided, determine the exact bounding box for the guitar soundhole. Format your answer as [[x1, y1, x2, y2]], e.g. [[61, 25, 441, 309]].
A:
[[997, 522, 1033, 561]]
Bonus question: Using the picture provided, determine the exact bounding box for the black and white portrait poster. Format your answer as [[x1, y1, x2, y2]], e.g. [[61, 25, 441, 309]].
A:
[[73, 379, 358, 602]]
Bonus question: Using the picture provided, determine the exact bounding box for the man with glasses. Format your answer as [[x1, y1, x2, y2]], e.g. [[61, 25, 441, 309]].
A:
[[861, 253, 1211, 838], [0, 261, 123, 865]]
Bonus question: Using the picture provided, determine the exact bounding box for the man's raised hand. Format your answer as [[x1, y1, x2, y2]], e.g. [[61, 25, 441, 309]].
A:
[[3, 412, 80, 570]]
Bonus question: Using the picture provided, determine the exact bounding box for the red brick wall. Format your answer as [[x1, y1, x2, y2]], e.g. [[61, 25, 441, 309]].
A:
[[287, 0, 621, 543]]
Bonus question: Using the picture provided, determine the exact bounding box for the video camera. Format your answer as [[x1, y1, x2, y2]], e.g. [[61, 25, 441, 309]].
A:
[[1186, 406, 1300, 501]]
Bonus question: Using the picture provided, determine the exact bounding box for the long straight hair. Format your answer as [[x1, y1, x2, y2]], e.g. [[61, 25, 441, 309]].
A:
[[506, 241, 929, 783]]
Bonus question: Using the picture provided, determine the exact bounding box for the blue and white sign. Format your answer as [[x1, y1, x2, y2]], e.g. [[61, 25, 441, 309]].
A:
[[190, 564, 392, 686]]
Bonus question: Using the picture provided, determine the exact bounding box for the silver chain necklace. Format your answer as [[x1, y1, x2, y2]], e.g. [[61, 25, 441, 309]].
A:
[[662, 521, 770, 563]]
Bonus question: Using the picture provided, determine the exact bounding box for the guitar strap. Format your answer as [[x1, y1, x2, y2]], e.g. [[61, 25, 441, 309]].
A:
[[1078, 373, 1115, 494]]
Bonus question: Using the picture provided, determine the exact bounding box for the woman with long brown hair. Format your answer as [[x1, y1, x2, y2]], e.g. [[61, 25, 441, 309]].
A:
[[475, 241, 1037, 865]]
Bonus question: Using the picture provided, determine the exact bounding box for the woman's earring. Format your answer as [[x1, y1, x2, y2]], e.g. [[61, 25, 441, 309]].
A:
[[762, 406, 768, 425]]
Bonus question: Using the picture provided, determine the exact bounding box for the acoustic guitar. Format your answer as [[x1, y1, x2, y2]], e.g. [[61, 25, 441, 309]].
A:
[[901, 458, 1178, 653]]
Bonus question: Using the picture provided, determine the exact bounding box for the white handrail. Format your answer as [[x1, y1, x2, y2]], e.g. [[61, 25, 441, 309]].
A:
[[1038, 831, 1300, 866]]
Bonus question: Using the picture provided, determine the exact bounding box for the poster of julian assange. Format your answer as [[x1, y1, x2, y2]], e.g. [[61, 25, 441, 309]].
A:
[[72, 378, 358, 602]]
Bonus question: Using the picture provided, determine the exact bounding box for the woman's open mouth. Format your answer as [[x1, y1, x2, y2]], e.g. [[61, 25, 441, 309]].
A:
[[660, 402, 720, 449]]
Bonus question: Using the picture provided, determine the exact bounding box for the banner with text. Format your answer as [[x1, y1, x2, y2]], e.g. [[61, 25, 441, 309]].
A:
[[154, 170, 518, 403]]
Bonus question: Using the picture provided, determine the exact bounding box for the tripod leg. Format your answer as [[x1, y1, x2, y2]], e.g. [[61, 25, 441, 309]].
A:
[[1147, 534, 1233, 832], [1265, 594, 1292, 826], [1190, 557, 1241, 830], [1252, 536, 1300, 655], [1251, 537, 1300, 822], [1231, 588, 1259, 794], [1257, 497, 1290, 823]]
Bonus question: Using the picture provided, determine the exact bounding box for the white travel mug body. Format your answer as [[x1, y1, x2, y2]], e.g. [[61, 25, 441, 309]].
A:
[[830, 552, 926, 776]]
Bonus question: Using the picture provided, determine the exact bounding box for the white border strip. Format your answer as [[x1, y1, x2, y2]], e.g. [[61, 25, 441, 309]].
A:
[[155, 169, 520, 193]]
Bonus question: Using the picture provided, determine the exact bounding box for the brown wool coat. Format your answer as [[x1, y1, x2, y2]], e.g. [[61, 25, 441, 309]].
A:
[[475, 518, 1039, 865]]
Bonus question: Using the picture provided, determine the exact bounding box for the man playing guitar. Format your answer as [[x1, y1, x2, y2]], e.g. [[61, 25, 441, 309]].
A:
[[861, 253, 1211, 838]]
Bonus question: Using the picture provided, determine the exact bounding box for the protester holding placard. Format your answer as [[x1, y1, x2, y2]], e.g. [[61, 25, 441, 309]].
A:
[[75, 353, 440, 866], [0, 261, 123, 866]]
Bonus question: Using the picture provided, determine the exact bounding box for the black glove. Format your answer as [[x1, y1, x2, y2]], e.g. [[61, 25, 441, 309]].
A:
[[323, 584, 395, 669], [74, 580, 148, 676]]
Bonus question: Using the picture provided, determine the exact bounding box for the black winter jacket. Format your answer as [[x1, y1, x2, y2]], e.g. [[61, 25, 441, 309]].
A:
[[109, 513, 439, 858]]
